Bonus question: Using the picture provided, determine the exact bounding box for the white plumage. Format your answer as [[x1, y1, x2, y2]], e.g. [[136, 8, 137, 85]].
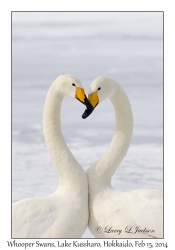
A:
[[12, 75, 89, 238], [86, 76, 163, 238]]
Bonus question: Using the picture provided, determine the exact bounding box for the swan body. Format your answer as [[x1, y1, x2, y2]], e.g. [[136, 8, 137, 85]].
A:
[[85, 76, 163, 238], [12, 74, 89, 238]]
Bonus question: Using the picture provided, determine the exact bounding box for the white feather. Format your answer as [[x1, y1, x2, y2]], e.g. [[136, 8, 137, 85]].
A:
[[87, 76, 163, 238], [12, 75, 88, 238]]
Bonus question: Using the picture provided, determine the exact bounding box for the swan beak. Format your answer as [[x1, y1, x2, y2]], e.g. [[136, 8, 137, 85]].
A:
[[75, 87, 93, 109], [88, 91, 99, 108], [82, 91, 98, 119]]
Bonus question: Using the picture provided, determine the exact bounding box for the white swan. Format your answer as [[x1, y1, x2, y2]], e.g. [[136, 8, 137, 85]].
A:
[[12, 74, 90, 238], [83, 76, 163, 238]]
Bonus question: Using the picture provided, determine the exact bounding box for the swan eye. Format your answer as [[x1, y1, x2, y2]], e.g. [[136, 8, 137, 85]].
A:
[[72, 83, 76, 86], [98, 87, 101, 90]]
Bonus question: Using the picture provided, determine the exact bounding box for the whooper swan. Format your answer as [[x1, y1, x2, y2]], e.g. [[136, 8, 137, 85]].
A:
[[82, 76, 163, 238], [12, 74, 91, 238]]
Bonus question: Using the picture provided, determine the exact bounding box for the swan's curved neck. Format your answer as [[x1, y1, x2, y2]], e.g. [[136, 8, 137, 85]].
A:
[[88, 83, 133, 188], [43, 81, 85, 190]]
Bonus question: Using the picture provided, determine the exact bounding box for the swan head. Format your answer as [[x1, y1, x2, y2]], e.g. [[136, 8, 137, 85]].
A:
[[58, 74, 93, 108], [82, 76, 116, 119]]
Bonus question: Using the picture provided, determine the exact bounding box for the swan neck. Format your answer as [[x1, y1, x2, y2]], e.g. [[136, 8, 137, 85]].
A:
[[43, 81, 85, 189], [88, 83, 133, 187]]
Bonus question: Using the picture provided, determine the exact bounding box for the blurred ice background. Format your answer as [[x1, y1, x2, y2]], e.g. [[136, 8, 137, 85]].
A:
[[12, 12, 163, 238]]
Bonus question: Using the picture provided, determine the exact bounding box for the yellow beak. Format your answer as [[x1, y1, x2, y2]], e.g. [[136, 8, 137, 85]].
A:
[[75, 87, 93, 108], [75, 87, 86, 103], [88, 91, 99, 108]]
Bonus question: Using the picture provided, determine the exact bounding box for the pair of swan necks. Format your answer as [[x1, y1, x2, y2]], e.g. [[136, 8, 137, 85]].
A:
[[14, 75, 163, 238]]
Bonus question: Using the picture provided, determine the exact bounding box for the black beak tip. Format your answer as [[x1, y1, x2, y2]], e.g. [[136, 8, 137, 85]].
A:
[[82, 113, 87, 119], [82, 95, 95, 119], [82, 107, 94, 119]]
